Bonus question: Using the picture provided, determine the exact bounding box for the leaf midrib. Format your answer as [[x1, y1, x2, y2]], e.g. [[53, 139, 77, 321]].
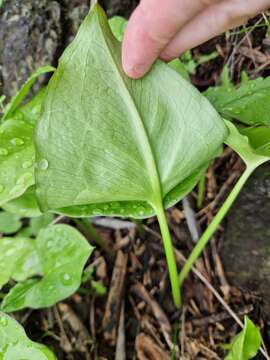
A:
[[94, 8, 163, 208]]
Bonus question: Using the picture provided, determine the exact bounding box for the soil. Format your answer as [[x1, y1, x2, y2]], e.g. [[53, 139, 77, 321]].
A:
[[1, 1, 270, 359]]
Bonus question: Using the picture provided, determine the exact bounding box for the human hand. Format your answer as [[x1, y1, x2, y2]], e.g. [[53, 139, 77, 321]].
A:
[[122, 0, 270, 79]]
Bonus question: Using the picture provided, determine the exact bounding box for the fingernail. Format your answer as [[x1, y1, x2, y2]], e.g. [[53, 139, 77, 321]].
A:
[[124, 63, 149, 79]]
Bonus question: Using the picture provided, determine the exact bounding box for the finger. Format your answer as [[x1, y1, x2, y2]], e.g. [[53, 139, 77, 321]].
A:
[[122, 0, 221, 78], [160, 0, 270, 61]]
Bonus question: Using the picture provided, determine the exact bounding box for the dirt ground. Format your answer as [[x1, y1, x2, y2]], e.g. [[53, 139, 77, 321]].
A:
[[1, 1, 270, 359]]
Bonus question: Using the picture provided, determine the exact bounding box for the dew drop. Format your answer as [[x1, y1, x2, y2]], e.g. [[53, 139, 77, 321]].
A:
[[61, 273, 72, 285], [47, 240, 54, 249], [22, 160, 33, 169], [16, 172, 32, 185], [137, 206, 145, 216], [92, 208, 102, 215], [0, 184, 4, 193], [0, 316, 8, 327], [9, 185, 23, 196], [120, 208, 125, 214], [0, 148, 8, 156], [39, 159, 49, 170], [10, 137, 24, 146], [103, 204, 109, 210]]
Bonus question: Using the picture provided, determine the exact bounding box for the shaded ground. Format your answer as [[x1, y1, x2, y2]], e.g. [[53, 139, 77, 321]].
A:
[[1, 1, 270, 359]]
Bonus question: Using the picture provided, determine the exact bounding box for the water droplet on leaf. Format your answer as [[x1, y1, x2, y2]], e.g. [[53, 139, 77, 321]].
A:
[[0, 184, 4, 193], [0, 316, 8, 327], [0, 148, 8, 156], [22, 160, 33, 169], [10, 138, 24, 146], [137, 206, 145, 216], [61, 273, 72, 285], [39, 159, 49, 170]]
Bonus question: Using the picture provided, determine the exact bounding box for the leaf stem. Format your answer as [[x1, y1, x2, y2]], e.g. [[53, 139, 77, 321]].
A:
[[179, 165, 255, 286], [155, 205, 181, 308]]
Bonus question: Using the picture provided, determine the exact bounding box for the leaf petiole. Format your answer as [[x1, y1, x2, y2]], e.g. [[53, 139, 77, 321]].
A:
[[155, 204, 181, 308], [178, 164, 256, 286]]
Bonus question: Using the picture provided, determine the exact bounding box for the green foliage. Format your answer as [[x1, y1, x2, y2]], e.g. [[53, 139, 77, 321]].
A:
[[205, 77, 270, 126], [179, 49, 218, 75], [225, 316, 262, 360], [168, 58, 190, 80], [224, 121, 269, 168], [0, 236, 41, 289], [35, 5, 227, 218], [109, 15, 127, 41], [27, 213, 54, 236], [0, 211, 22, 234], [1, 224, 93, 312], [0, 312, 56, 359], [0, 72, 52, 212], [2, 66, 54, 121], [0, 116, 35, 205], [2, 186, 42, 218]]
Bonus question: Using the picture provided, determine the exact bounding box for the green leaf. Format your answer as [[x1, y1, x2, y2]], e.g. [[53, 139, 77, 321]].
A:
[[109, 15, 127, 42], [2, 66, 54, 121], [0, 312, 56, 359], [0, 117, 35, 205], [0, 237, 41, 289], [35, 4, 227, 218], [0, 87, 49, 207], [224, 120, 269, 168], [0, 211, 22, 234], [13, 87, 47, 126], [225, 316, 262, 360], [205, 77, 270, 126], [2, 186, 42, 218], [168, 58, 190, 81], [239, 126, 270, 158], [28, 213, 55, 236], [1, 224, 93, 311]]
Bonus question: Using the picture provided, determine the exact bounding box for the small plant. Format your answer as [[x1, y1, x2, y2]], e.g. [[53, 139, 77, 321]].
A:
[[224, 316, 262, 360], [0, 312, 56, 359], [1, 3, 270, 357]]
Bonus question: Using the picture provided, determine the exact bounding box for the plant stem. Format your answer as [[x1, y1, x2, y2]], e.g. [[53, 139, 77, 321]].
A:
[[197, 172, 206, 209], [155, 205, 181, 308], [179, 165, 255, 286]]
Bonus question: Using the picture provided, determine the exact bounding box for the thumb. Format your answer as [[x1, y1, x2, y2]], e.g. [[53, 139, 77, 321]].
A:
[[122, 0, 208, 79]]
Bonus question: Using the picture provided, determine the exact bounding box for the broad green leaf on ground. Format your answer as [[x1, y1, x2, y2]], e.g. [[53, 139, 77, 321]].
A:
[[0, 312, 56, 360], [109, 15, 189, 80], [0, 237, 41, 289], [1, 224, 93, 312], [224, 121, 270, 167], [0, 87, 48, 207], [205, 77, 270, 126], [0, 117, 35, 205], [0, 211, 22, 234], [225, 316, 262, 360], [2, 186, 42, 217], [35, 4, 227, 218], [27, 213, 55, 236], [2, 66, 54, 121]]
